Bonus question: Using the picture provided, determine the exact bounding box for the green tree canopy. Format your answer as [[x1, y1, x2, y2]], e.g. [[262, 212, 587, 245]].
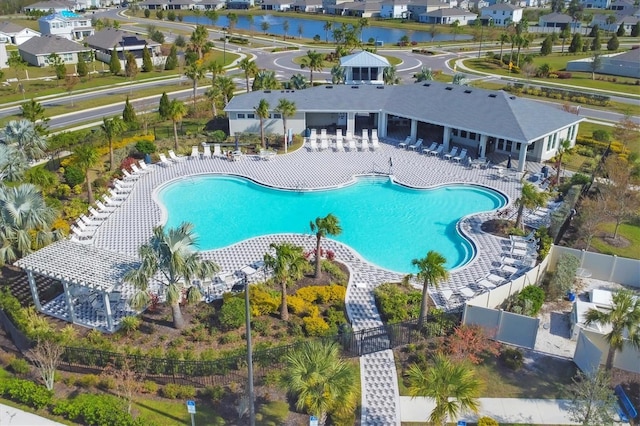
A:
[[142, 44, 153, 72], [109, 45, 121, 75]]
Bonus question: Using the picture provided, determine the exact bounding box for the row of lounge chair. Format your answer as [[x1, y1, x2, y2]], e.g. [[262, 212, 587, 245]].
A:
[[307, 129, 380, 152], [398, 139, 468, 163]]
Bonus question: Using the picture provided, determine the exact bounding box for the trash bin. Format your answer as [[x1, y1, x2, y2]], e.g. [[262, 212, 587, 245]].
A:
[[541, 165, 549, 179], [304, 128, 311, 138], [567, 292, 576, 302], [144, 154, 152, 164]]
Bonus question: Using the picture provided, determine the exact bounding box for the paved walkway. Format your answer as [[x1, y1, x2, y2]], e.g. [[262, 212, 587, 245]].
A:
[[400, 396, 582, 425], [0, 403, 65, 426]]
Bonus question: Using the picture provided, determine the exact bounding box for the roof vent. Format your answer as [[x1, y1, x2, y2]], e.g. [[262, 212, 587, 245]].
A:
[[377, 86, 384, 89], [264, 90, 271, 93], [510, 96, 516, 100], [464, 89, 472, 94], [351, 86, 359, 89], [445, 87, 453, 91], [488, 94, 497, 98], [423, 83, 431, 87], [326, 86, 333, 89]]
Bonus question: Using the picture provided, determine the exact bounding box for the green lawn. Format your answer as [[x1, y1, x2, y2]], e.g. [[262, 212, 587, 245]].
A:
[[134, 399, 225, 426], [589, 222, 640, 259]]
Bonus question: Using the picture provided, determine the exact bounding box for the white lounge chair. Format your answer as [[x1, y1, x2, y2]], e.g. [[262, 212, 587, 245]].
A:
[[190, 146, 200, 159], [202, 145, 212, 158], [130, 164, 145, 175], [75, 219, 99, 232], [319, 137, 329, 151], [108, 188, 127, 201], [138, 159, 152, 172], [213, 144, 222, 157], [453, 148, 467, 163], [102, 195, 123, 206], [169, 150, 185, 162], [334, 130, 344, 152], [422, 142, 437, 155], [443, 146, 458, 161], [309, 137, 318, 151], [409, 138, 423, 151], [89, 206, 110, 220], [159, 153, 172, 167], [398, 136, 411, 149], [78, 215, 100, 228], [360, 130, 369, 151], [370, 129, 379, 150], [345, 131, 356, 151], [112, 182, 131, 195], [429, 145, 444, 157], [510, 231, 536, 243], [121, 169, 140, 180], [95, 200, 117, 213], [320, 128, 327, 139], [70, 225, 94, 240], [113, 178, 134, 188]]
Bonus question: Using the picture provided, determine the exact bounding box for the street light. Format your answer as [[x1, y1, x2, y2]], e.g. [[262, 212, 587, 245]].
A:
[[222, 27, 228, 64], [477, 18, 492, 59], [244, 281, 255, 426]]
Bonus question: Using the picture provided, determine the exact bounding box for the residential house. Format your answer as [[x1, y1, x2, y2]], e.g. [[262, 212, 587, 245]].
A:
[[138, 0, 168, 9], [407, 0, 455, 21], [291, 0, 323, 12], [340, 50, 390, 85], [198, 0, 226, 9], [18, 34, 91, 66], [23, 0, 75, 14], [85, 28, 163, 68], [261, 0, 294, 11], [608, 0, 636, 13], [419, 8, 477, 24], [226, 0, 255, 9], [38, 11, 94, 40], [329, 0, 382, 17], [480, 3, 522, 26], [538, 12, 582, 29], [591, 12, 640, 32], [581, 0, 611, 8], [0, 21, 41, 45], [380, 0, 411, 19], [566, 48, 640, 79], [165, 0, 194, 10], [0, 44, 8, 69]]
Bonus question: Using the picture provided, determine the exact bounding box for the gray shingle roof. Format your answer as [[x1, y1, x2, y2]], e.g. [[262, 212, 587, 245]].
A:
[[0, 21, 28, 34], [84, 28, 158, 51], [225, 82, 581, 143], [340, 50, 391, 68], [539, 12, 573, 23], [424, 8, 477, 17], [18, 34, 87, 55]]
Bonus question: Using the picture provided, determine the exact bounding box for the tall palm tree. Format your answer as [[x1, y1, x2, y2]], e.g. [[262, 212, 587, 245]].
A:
[[101, 116, 125, 171], [205, 85, 222, 117], [73, 144, 100, 204], [189, 25, 209, 60], [214, 75, 236, 107], [238, 57, 258, 93], [309, 213, 342, 278], [124, 223, 219, 329], [383, 65, 399, 85], [300, 50, 324, 86], [274, 98, 296, 153], [412, 251, 448, 327], [0, 144, 28, 182], [585, 289, 640, 370], [206, 60, 223, 87], [0, 183, 61, 266], [4, 119, 48, 162], [254, 98, 270, 149], [184, 61, 205, 111], [514, 183, 549, 230], [323, 21, 333, 43], [330, 65, 345, 84], [289, 73, 308, 90], [263, 242, 308, 321], [252, 70, 280, 91], [499, 33, 510, 63], [553, 139, 572, 186], [282, 19, 290, 40], [406, 353, 482, 426], [167, 99, 186, 151], [284, 341, 357, 426]]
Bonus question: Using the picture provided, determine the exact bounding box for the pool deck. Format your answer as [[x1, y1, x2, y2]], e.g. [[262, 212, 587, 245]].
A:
[[88, 141, 548, 425]]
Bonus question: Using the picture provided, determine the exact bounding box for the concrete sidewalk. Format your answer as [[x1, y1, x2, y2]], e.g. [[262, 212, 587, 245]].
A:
[[400, 396, 582, 424], [0, 403, 66, 426]]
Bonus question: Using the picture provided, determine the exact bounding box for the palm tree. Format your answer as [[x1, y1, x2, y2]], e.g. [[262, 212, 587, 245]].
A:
[[275, 98, 296, 153], [0, 183, 61, 266], [412, 251, 448, 327], [74, 144, 100, 204], [383, 65, 399, 85], [553, 139, 572, 185], [585, 289, 640, 370], [190, 25, 209, 60], [499, 33, 510, 63], [282, 20, 289, 40], [330, 65, 345, 84], [300, 50, 324, 86], [101, 116, 125, 171], [406, 353, 482, 426], [309, 213, 342, 278], [184, 61, 205, 110], [514, 183, 549, 230], [254, 99, 270, 149], [238, 57, 258, 93], [289, 73, 308, 90], [252, 70, 280, 91], [205, 85, 222, 117], [414, 66, 434, 83], [284, 341, 357, 426], [167, 99, 186, 151], [4, 119, 48, 162], [263, 242, 308, 321], [206, 60, 223, 87], [124, 223, 219, 329], [323, 21, 333, 43], [0, 144, 28, 182], [214, 75, 235, 106]]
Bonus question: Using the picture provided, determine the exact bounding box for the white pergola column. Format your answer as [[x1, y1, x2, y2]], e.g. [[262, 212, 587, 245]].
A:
[[410, 119, 417, 141], [60, 280, 76, 323], [443, 126, 451, 150], [102, 292, 114, 332], [26, 271, 42, 311], [479, 134, 488, 159], [518, 142, 527, 172], [347, 112, 355, 136], [378, 112, 387, 138]]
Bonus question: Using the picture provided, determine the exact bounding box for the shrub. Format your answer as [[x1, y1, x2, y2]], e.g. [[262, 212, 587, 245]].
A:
[[52, 393, 141, 426], [200, 385, 225, 402], [119, 316, 141, 335], [161, 383, 196, 399], [374, 283, 422, 323], [592, 129, 610, 142], [0, 378, 53, 409], [303, 315, 330, 336], [287, 295, 310, 315], [64, 165, 85, 186], [98, 376, 116, 391], [135, 140, 157, 155], [256, 401, 289, 426], [250, 286, 280, 316], [515, 285, 546, 316], [548, 254, 580, 300], [8, 358, 30, 375], [141, 380, 158, 394], [218, 332, 240, 345], [218, 297, 245, 330], [77, 374, 100, 388], [209, 130, 227, 142], [501, 347, 524, 370], [535, 227, 553, 261], [478, 416, 499, 426]]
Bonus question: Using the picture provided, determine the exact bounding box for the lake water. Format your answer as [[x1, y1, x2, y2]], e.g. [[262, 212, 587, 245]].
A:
[[182, 14, 472, 44]]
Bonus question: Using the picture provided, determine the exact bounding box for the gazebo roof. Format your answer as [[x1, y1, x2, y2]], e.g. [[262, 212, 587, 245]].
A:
[[14, 240, 139, 293], [340, 50, 391, 68]]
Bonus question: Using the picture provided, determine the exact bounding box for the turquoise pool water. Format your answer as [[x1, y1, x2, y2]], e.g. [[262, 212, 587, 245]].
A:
[[158, 176, 506, 273]]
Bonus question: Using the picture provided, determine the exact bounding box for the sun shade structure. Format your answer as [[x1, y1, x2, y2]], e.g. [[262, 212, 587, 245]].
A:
[[14, 239, 140, 332]]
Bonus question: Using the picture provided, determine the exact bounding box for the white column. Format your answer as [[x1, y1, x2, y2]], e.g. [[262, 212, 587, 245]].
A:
[[378, 112, 387, 138], [26, 271, 42, 311], [479, 134, 488, 159], [443, 126, 451, 151], [410, 119, 417, 141], [347, 112, 355, 136], [61, 280, 76, 323], [103, 292, 114, 332], [518, 142, 527, 172]]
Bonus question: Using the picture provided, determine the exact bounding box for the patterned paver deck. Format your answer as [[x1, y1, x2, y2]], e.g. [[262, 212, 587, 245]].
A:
[[86, 142, 549, 425]]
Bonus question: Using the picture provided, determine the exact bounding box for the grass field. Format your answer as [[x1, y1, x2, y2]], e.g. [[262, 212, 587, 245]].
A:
[[134, 399, 225, 426], [590, 222, 640, 259]]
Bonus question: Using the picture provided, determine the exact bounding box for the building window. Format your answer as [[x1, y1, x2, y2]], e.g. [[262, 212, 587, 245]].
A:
[[505, 140, 512, 152], [237, 113, 245, 119], [461, 130, 468, 138], [247, 113, 255, 119], [272, 113, 282, 119], [451, 129, 458, 136], [469, 132, 476, 140]]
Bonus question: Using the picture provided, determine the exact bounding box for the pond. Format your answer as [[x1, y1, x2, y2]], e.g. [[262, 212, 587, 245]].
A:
[[182, 14, 472, 44]]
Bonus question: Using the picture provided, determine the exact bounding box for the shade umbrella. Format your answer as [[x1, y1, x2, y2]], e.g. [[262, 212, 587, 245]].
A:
[[506, 155, 512, 169]]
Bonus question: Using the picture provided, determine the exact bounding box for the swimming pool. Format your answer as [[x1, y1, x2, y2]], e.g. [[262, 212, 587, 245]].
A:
[[157, 175, 506, 273]]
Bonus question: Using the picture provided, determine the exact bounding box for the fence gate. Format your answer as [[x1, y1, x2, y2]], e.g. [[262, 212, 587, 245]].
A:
[[357, 328, 391, 356]]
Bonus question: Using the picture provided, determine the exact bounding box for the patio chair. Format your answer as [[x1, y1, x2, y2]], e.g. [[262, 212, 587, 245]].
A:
[[308, 137, 318, 151], [429, 145, 444, 157], [398, 136, 411, 149], [510, 231, 536, 244], [88, 206, 110, 220], [130, 164, 145, 175], [76, 217, 99, 230], [345, 131, 356, 151], [121, 168, 140, 180], [113, 178, 134, 188], [453, 148, 467, 163], [159, 153, 172, 167], [190, 145, 200, 159], [320, 128, 327, 139], [360, 130, 369, 151], [137, 160, 153, 173], [409, 138, 423, 151], [213, 144, 222, 157], [70, 225, 94, 241], [168, 150, 185, 162], [102, 195, 124, 207], [202, 145, 212, 158], [111, 182, 131, 195], [443, 146, 458, 161], [108, 188, 128, 201], [319, 137, 329, 151], [370, 129, 380, 151], [422, 142, 437, 155], [334, 130, 344, 152]]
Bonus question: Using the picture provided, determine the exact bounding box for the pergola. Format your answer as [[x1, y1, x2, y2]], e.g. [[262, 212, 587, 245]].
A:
[[14, 240, 140, 332]]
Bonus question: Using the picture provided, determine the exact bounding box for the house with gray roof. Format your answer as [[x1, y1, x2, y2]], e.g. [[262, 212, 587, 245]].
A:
[[407, 0, 456, 19], [566, 49, 640, 79], [85, 28, 163, 68], [480, 3, 523, 26], [38, 11, 93, 40], [339, 50, 390, 85], [291, 0, 323, 12], [261, 0, 294, 11], [538, 12, 582, 30], [0, 21, 41, 45], [23, 0, 75, 13], [591, 12, 640, 32], [419, 8, 477, 24], [225, 82, 582, 171], [18, 34, 91, 66]]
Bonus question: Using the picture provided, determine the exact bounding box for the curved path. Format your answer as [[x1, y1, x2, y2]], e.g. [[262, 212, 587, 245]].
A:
[[90, 141, 525, 425]]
